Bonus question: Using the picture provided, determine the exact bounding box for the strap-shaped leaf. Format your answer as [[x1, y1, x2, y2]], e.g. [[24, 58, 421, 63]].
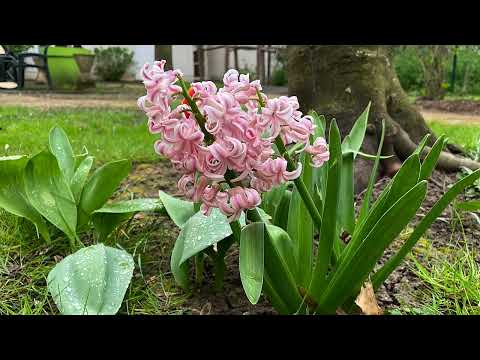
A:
[[49, 127, 75, 184], [317, 181, 427, 313], [341, 102, 371, 157], [273, 189, 291, 231], [0, 155, 50, 242], [47, 244, 134, 315], [419, 135, 447, 181], [455, 200, 480, 212], [24, 152, 77, 244], [70, 156, 94, 204], [338, 153, 355, 234], [309, 120, 342, 299], [287, 152, 314, 286], [240, 222, 265, 304], [92, 198, 164, 241], [158, 190, 195, 228], [78, 159, 131, 227], [372, 169, 480, 290]]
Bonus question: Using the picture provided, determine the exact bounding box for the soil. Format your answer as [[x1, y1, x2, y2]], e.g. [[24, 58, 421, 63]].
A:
[[118, 160, 480, 315], [416, 98, 480, 115]]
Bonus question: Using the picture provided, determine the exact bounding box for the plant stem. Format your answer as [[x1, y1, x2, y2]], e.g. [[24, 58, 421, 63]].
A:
[[274, 137, 323, 227]]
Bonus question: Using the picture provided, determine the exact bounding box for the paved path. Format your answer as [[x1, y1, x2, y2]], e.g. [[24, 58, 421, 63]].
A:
[[2, 91, 480, 125]]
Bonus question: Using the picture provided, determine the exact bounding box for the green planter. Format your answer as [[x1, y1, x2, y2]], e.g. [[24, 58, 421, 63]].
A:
[[42, 47, 95, 90]]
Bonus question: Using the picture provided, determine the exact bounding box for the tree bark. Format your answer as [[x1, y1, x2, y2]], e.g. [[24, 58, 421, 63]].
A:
[[287, 45, 479, 192]]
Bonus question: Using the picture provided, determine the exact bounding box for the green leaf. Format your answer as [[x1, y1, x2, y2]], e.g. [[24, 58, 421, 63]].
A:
[[70, 156, 94, 204], [419, 135, 447, 181], [158, 190, 195, 228], [338, 153, 355, 234], [413, 134, 430, 156], [0, 155, 50, 242], [265, 224, 298, 272], [92, 198, 164, 241], [263, 222, 304, 314], [455, 200, 480, 212], [47, 244, 134, 315], [358, 119, 385, 222], [318, 181, 427, 314], [178, 208, 233, 265], [240, 222, 265, 304], [341, 102, 371, 157], [262, 183, 287, 217], [24, 152, 77, 244], [287, 152, 314, 286], [49, 127, 75, 184], [372, 169, 480, 290], [309, 119, 343, 298], [78, 159, 131, 227], [273, 189, 292, 231]]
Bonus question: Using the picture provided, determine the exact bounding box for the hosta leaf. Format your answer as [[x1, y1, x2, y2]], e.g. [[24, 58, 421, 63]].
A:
[[49, 127, 75, 184], [24, 152, 77, 243], [179, 208, 233, 264], [92, 198, 164, 241], [240, 222, 265, 304], [0, 155, 50, 242], [47, 244, 134, 315], [78, 159, 131, 227], [70, 156, 94, 203], [159, 190, 195, 228]]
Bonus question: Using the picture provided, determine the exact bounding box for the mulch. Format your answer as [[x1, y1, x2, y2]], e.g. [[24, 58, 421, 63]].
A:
[[416, 98, 480, 115]]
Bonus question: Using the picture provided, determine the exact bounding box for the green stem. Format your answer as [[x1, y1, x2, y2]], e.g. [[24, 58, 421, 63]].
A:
[[176, 75, 214, 144], [274, 137, 323, 228], [195, 253, 205, 286]]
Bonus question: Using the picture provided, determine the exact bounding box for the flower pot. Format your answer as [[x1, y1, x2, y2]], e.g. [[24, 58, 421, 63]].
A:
[[42, 46, 95, 90]]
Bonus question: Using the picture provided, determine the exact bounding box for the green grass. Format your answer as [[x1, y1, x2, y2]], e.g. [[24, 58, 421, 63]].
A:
[[0, 208, 189, 315], [0, 106, 158, 164], [428, 120, 480, 153]]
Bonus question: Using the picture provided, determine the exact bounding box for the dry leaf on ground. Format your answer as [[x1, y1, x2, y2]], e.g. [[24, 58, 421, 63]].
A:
[[355, 282, 384, 315]]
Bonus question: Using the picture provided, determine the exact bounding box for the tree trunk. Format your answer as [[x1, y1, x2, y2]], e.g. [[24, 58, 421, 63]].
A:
[[287, 45, 479, 192]]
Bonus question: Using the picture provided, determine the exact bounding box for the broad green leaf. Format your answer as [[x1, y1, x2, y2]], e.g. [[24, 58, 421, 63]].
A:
[[92, 198, 164, 241], [178, 208, 233, 265], [338, 153, 355, 234], [240, 222, 265, 304], [273, 189, 291, 231], [256, 207, 272, 223], [263, 222, 305, 314], [0, 155, 50, 242], [455, 200, 480, 212], [24, 152, 77, 243], [318, 181, 427, 313], [341, 102, 371, 157], [262, 183, 287, 217], [49, 127, 75, 184], [78, 159, 131, 227], [70, 156, 94, 203], [309, 120, 342, 299], [372, 169, 480, 290], [288, 152, 314, 286], [266, 224, 298, 272], [170, 232, 191, 291], [158, 190, 195, 228], [47, 244, 134, 315], [309, 110, 326, 138], [419, 135, 447, 181]]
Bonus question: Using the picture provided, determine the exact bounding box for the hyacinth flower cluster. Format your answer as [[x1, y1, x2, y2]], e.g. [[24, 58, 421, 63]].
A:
[[137, 60, 330, 222]]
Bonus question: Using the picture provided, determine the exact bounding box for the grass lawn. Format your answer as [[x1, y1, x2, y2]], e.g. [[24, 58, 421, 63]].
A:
[[428, 120, 480, 154], [0, 106, 158, 164]]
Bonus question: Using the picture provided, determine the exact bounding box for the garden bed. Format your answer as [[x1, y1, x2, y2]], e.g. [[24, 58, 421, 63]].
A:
[[111, 162, 480, 315]]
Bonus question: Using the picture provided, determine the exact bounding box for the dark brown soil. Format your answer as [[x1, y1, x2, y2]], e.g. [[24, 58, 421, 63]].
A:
[[118, 162, 480, 315], [416, 98, 480, 115]]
